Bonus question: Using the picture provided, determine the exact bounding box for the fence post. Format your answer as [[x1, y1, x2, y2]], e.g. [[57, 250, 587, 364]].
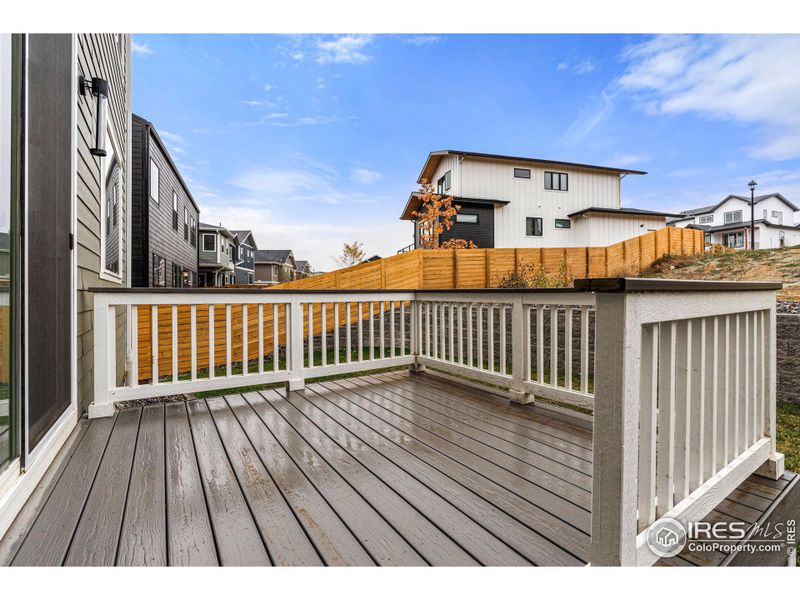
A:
[[756, 300, 785, 479], [509, 294, 532, 404], [591, 291, 642, 565], [409, 296, 425, 373], [287, 298, 305, 391], [89, 293, 116, 418]]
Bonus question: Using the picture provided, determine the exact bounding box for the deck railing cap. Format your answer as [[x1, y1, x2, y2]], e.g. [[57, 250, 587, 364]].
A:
[[573, 277, 783, 293]]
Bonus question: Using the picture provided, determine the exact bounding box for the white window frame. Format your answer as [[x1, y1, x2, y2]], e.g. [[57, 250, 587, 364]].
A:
[[698, 215, 713, 224], [149, 158, 159, 204], [771, 210, 783, 224], [202, 232, 216, 252], [99, 125, 124, 283], [724, 210, 742, 224]]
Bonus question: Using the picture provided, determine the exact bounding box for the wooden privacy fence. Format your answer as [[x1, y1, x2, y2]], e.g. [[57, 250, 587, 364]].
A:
[[136, 227, 704, 380]]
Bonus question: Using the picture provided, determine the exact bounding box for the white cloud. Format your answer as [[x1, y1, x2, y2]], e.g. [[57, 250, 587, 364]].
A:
[[403, 35, 443, 47], [263, 83, 274, 92], [132, 41, 152, 56], [557, 59, 597, 74], [316, 35, 374, 65], [291, 52, 304, 61], [244, 99, 277, 108], [618, 35, 800, 160], [350, 168, 382, 185], [557, 62, 568, 71], [562, 91, 614, 145], [158, 130, 187, 157]]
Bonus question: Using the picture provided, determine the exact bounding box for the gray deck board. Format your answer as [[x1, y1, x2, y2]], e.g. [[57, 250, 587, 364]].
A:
[[117, 404, 167, 566], [164, 402, 219, 566], [2, 371, 796, 567]]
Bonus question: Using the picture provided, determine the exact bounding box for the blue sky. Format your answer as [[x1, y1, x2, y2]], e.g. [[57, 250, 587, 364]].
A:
[[132, 34, 800, 269]]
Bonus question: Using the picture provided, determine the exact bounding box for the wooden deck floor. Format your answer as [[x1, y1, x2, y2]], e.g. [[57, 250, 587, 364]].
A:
[[0, 371, 795, 566]]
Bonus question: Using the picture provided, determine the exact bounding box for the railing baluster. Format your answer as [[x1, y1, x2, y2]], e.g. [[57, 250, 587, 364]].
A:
[[487, 304, 494, 372], [499, 304, 507, 376], [190, 304, 197, 381], [638, 323, 658, 531], [536, 306, 544, 384], [759, 309, 767, 440], [689, 318, 704, 489], [458, 304, 464, 365], [550, 306, 558, 387], [439, 303, 445, 360], [242, 304, 248, 376], [258, 304, 264, 374], [400, 301, 405, 356], [208, 305, 215, 380], [151, 304, 159, 383], [369, 301, 375, 361], [657, 321, 677, 516], [719, 315, 730, 467], [225, 304, 232, 378], [580, 305, 589, 394], [477, 304, 484, 370], [379, 301, 385, 360], [334, 303, 341, 364], [674, 319, 691, 503], [564, 307, 573, 391], [524, 306, 531, 381], [358, 302, 363, 362], [733, 314, 741, 458], [345, 302, 352, 363], [425, 302, 431, 357], [321, 303, 327, 367], [704, 316, 717, 481], [751, 311, 759, 445], [130, 305, 139, 387], [308, 303, 314, 368], [449, 303, 455, 363], [389, 301, 395, 358], [467, 304, 473, 367]]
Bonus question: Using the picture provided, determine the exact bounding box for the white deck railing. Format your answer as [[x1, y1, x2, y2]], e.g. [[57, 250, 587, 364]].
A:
[[90, 279, 783, 567]]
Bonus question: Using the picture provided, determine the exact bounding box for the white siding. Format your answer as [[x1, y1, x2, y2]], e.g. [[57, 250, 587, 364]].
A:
[[585, 214, 666, 247]]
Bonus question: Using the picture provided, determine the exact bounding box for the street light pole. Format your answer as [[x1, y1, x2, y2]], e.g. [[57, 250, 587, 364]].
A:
[[748, 180, 758, 250]]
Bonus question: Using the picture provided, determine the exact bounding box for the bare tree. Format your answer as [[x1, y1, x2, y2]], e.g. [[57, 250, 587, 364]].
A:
[[333, 241, 366, 267]]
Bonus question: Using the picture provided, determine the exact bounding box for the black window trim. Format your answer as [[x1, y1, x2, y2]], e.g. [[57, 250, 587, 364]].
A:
[[526, 216, 543, 237], [555, 218, 572, 229], [455, 213, 479, 225], [544, 170, 569, 192], [513, 167, 531, 179]]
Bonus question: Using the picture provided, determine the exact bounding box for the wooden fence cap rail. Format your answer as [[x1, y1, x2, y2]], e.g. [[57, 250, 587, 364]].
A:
[[573, 277, 783, 293]]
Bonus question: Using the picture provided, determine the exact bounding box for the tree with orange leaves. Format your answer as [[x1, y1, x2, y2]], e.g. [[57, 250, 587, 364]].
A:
[[411, 179, 477, 250]]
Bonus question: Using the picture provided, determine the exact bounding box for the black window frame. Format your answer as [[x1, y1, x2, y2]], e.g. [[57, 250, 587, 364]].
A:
[[172, 191, 178, 230], [513, 168, 531, 179], [455, 213, 479, 224], [152, 253, 166, 287], [545, 171, 568, 191], [554, 218, 571, 229], [183, 207, 189, 241], [437, 175, 445, 194], [526, 217, 543, 237], [190, 216, 197, 247]]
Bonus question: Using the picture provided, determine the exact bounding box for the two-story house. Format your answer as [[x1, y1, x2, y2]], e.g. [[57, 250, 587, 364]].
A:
[[131, 114, 200, 288], [198, 223, 238, 286], [231, 230, 258, 284], [254, 250, 296, 286], [669, 193, 800, 250], [400, 150, 678, 250], [294, 260, 313, 279]]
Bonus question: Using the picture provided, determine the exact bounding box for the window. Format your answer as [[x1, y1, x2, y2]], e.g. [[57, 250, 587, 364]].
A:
[[513, 168, 531, 179], [698, 215, 713, 224], [772, 210, 783, 224], [545, 171, 568, 191], [172, 263, 180, 288], [248, 273, 254, 284], [526, 217, 543, 237], [202, 233, 216, 252], [436, 170, 451, 192], [555, 218, 571, 229], [723, 232, 744, 249], [152, 254, 166, 287], [149, 158, 160, 203], [190, 216, 196, 247], [172, 192, 178, 229], [183, 207, 189, 241], [724, 210, 742, 224], [101, 129, 122, 279], [456, 213, 478, 224]]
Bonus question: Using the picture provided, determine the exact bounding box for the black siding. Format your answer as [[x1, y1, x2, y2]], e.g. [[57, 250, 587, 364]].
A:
[[433, 202, 495, 248]]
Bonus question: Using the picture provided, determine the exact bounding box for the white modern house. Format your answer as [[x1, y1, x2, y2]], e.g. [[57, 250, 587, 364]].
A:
[[399, 150, 679, 250], [669, 193, 800, 250]]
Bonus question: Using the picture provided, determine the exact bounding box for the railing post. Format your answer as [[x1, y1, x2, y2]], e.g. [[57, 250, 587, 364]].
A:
[[287, 298, 305, 391], [591, 291, 642, 566], [89, 293, 116, 418], [756, 300, 785, 479], [409, 296, 425, 373], [509, 294, 532, 404]]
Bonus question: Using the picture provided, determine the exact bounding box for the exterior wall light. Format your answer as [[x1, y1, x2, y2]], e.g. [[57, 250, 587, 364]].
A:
[[79, 75, 109, 157]]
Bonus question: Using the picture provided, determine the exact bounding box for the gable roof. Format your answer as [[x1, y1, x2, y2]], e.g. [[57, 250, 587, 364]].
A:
[[254, 249, 294, 264], [687, 219, 800, 233], [133, 113, 200, 213], [417, 150, 647, 184], [198, 222, 236, 241], [670, 193, 799, 222], [231, 230, 258, 250], [295, 260, 310, 272]]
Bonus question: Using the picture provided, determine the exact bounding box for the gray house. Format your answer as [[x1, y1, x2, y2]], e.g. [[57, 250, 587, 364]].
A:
[[254, 250, 296, 285], [231, 230, 258, 284], [294, 259, 313, 279], [131, 114, 200, 287], [198, 223, 237, 286]]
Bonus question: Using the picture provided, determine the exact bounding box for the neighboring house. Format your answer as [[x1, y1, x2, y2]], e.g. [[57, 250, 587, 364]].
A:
[[0, 34, 132, 539], [254, 250, 296, 285], [399, 150, 678, 250], [294, 260, 313, 279], [131, 114, 200, 288], [198, 223, 238, 286], [669, 193, 800, 250], [231, 230, 258, 284]]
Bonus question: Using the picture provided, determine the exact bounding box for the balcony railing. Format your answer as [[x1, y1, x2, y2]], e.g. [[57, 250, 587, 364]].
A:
[[89, 279, 783, 566]]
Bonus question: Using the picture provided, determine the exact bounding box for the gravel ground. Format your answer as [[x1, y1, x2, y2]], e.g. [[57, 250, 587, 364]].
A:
[[778, 301, 800, 314], [116, 393, 195, 409]]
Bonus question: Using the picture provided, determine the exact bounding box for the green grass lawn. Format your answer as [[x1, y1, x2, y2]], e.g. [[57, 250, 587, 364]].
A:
[[777, 402, 800, 473]]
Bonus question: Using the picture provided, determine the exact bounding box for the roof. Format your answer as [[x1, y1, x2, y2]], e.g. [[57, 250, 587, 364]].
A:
[[363, 255, 382, 262], [417, 150, 647, 184], [295, 260, 310, 272], [198, 222, 236, 241], [400, 192, 510, 221], [133, 114, 201, 214], [231, 230, 258, 250], [670, 193, 799, 223], [254, 249, 294, 264], [687, 219, 800, 233], [568, 206, 683, 219]]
